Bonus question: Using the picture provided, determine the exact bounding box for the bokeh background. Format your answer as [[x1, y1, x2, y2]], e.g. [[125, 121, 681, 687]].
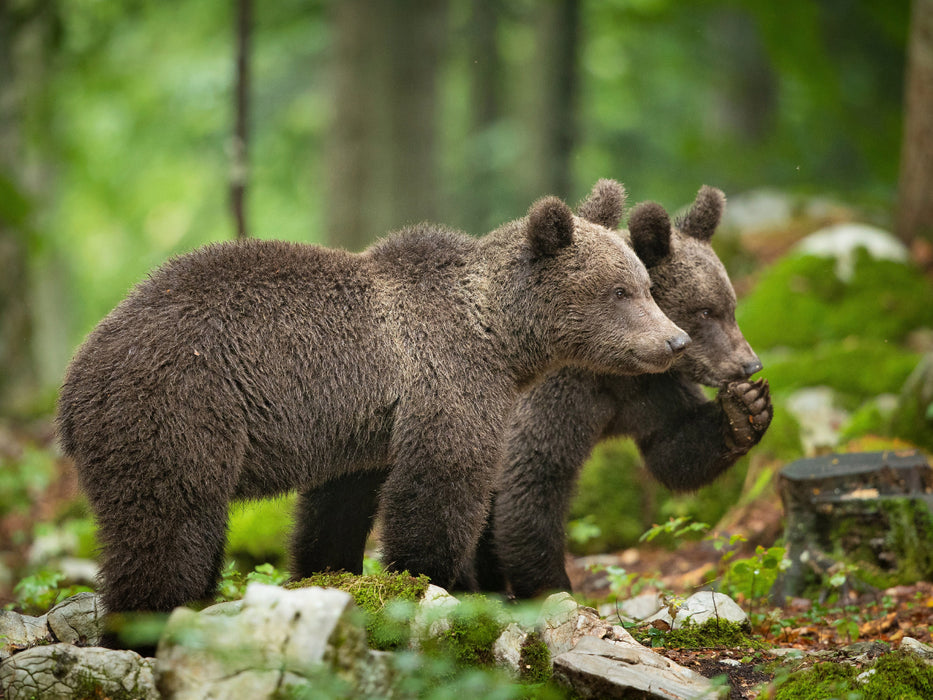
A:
[[1, 0, 931, 602]]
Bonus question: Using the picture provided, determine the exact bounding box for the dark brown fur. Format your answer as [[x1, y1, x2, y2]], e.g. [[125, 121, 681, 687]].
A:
[[57, 195, 688, 615], [476, 184, 773, 597]]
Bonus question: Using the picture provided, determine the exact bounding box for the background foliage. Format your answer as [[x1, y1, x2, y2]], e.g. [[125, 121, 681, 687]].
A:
[[0, 0, 929, 596]]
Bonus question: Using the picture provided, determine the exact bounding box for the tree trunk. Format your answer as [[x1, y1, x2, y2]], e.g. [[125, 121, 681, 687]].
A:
[[325, 0, 378, 250], [529, 0, 580, 201], [464, 0, 502, 234], [380, 0, 448, 232], [325, 0, 448, 251], [897, 0, 933, 248], [0, 2, 40, 416], [231, 0, 251, 239]]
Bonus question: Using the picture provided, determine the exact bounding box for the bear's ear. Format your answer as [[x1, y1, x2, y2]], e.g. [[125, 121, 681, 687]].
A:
[[677, 185, 725, 242], [628, 201, 671, 268], [527, 196, 574, 256], [577, 179, 627, 229]]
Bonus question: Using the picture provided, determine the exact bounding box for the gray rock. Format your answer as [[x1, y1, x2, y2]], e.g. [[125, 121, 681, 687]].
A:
[[410, 583, 459, 643], [644, 591, 748, 630], [900, 636, 933, 662], [795, 222, 908, 282], [552, 635, 721, 699], [156, 583, 370, 699], [537, 592, 640, 658], [492, 622, 528, 675], [601, 592, 664, 623], [47, 592, 105, 646], [0, 643, 158, 700], [0, 609, 51, 661]]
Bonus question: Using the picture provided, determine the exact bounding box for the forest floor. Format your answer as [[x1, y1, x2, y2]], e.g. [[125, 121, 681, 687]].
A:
[[567, 498, 933, 699], [3, 422, 932, 699]]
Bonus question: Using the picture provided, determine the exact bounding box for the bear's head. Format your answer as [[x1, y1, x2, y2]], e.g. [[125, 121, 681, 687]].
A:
[[594, 184, 762, 387], [515, 191, 690, 378]]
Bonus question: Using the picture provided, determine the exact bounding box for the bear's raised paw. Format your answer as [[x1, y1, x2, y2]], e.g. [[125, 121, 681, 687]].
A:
[[719, 378, 772, 453]]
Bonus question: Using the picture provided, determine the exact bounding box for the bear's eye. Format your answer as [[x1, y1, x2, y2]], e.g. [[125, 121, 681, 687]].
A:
[[698, 309, 712, 320], [614, 287, 630, 299]]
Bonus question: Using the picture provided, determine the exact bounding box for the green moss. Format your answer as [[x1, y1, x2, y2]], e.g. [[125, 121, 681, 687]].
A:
[[774, 651, 933, 700], [632, 618, 762, 650], [818, 497, 933, 590], [570, 437, 748, 553], [425, 595, 507, 668], [774, 662, 857, 700], [760, 340, 921, 404], [288, 571, 429, 650], [737, 251, 933, 351], [519, 633, 552, 684]]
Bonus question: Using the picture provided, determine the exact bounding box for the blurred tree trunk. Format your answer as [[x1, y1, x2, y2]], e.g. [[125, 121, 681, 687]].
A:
[[381, 0, 448, 231], [897, 0, 933, 248], [464, 0, 502, 233], [0, 1, 54, 417], [708, 9, 778, 143], [529, 0, 580, 201], [326, 0, 448, 251], [326, 0, 376, 250], [231, 0, 251, 239]]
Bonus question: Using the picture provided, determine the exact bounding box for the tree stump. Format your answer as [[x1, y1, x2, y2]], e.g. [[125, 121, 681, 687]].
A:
[[778, 449, 933, 597]]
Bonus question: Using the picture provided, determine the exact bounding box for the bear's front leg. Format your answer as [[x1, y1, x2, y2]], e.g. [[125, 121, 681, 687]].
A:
[[719, 378, 773, 454], [378, 409, 502, 590]]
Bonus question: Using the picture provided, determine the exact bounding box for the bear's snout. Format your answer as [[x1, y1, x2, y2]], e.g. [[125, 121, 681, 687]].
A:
[[666, 332, 691, 357]]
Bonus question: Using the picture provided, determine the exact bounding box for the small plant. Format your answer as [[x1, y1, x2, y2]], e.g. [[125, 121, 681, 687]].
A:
[[720, 545, 789, 608], [215, 561, 289, 602], [8, 571, 93, 615], [639, 516, 710, 545], [566, 515, 602, 548], [587, 563, 664, 603]]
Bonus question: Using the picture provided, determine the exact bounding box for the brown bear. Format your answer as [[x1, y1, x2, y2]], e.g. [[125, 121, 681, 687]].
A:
[[476, 183, 773, 598], [57, 192, 690, 617], [290, 181, 771, 591]]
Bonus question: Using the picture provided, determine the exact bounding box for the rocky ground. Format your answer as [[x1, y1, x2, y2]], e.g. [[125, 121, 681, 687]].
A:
[[567, 512, 933, 699]]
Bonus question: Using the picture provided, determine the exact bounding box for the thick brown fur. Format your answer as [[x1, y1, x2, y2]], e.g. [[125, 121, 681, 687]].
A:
[[476, 183, 773, 597], [57, 194, 689, 616]]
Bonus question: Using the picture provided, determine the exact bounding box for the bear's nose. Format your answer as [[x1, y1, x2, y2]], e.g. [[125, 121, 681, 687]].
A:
[[667, 333, 691, 356], [743, 358, 763, 377]]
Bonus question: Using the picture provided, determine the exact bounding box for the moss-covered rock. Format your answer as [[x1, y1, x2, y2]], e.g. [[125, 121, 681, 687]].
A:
[[288, 571, 429, 651], [737, 251, 933, 351], [774, 651, 933, 699]]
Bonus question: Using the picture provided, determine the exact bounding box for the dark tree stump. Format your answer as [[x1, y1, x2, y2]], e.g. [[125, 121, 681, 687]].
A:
[[778, 449, 933, 597]]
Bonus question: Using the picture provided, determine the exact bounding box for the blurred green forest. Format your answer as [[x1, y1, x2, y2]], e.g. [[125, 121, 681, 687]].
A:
[[0, 0, 921, 410], [1, 0, 932, 598]]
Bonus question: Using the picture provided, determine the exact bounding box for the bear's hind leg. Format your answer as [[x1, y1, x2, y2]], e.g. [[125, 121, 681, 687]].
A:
[[290, 470, 384, 579]]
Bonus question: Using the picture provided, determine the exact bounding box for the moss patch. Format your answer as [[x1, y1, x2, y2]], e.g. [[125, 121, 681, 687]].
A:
[[774, 651, 933, 699], [633, 618, 763, 651], [737, 251, 933, 351], [423, 595, 508, 668], [519, 632, 552, 684], [818, 497, 933, 590], [288, 571, 430, 650]]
